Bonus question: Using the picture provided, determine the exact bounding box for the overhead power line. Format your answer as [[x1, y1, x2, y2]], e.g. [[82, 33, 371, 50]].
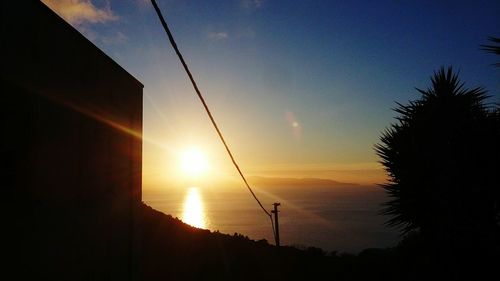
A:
[[150, 0, 277, 243]]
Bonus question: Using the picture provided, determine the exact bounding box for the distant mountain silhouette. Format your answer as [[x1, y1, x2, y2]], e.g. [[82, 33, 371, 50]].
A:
[[248, 176, 358, 187]]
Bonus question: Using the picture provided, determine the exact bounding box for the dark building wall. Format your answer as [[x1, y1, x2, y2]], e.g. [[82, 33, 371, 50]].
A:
[[1, 1, 142, 280]]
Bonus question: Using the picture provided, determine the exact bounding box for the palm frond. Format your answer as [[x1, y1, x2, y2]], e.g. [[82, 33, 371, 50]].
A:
[[481, 36, 500, 67]]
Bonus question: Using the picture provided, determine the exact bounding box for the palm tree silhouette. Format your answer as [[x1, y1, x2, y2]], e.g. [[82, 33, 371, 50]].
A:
[[481, 36, 500, 67], [375, 67, 499, 248]]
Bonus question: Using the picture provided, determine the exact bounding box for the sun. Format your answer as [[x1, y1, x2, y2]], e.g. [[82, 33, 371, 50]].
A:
[[179, 148, 209, 177]]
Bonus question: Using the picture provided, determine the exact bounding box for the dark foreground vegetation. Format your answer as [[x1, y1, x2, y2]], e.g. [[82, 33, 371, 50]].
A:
[[139, 203, 498, 281]]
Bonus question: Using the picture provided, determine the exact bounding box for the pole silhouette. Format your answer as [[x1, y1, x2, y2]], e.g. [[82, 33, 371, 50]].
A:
[[272, 203, 281, 247]]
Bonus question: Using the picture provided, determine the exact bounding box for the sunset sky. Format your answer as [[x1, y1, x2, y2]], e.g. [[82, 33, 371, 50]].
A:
[[42, 0, 499, 187]]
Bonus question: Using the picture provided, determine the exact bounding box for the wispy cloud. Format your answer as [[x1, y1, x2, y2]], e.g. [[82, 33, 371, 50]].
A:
[[135, 0, 150, 6], [41, 0, 118, 26], [236, 27, 256, 39], [101, 31, 128, 45], [207, 31, 229, 40], [241, 0, 264, 10]]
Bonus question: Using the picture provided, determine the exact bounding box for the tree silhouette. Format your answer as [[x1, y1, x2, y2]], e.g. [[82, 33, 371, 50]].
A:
[[375, 67, 500, 247], [481, 36, 500, 67]]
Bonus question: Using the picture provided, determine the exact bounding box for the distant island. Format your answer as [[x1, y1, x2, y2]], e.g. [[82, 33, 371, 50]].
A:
[[248, 176, 358, 187]]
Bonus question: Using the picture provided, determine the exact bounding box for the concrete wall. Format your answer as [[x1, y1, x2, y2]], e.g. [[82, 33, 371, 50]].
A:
[[1, 1, 142, 279]]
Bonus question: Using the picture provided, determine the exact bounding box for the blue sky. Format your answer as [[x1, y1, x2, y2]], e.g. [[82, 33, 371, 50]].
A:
[[43, 0, 499, 186]]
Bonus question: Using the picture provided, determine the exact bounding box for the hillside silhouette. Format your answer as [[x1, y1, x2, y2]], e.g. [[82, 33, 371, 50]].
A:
[[139, 200, 498, 280], [138, 202, 401, 281]]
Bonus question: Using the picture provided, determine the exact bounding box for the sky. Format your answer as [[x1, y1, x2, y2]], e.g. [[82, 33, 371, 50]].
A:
[[42, 0, 499, 188]]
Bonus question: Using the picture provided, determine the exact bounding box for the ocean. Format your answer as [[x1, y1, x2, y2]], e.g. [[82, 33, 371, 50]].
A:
[[143, 184, 399, 253]]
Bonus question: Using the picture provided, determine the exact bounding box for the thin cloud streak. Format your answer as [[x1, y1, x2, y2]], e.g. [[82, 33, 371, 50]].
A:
[[207, 31, 229, 40], [241, 0, 264, 10], [101, 31, 128, 45]]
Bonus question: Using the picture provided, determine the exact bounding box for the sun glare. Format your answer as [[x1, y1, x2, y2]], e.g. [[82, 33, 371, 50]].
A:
[[180, 148, 209, 177]]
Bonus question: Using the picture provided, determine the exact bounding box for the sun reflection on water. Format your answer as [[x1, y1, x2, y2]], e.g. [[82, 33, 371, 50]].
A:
[[181, 187, 207, 229]]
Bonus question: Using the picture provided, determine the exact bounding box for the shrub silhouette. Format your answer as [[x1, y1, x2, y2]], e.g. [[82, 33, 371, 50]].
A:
[[375, 67, 500, 248]]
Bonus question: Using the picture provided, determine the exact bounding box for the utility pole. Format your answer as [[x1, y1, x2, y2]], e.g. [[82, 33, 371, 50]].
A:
[[272, 202, 281, 247]]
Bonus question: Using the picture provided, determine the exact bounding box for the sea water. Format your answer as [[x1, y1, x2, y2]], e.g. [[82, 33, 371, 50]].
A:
[[143, 185, 399, 253]]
